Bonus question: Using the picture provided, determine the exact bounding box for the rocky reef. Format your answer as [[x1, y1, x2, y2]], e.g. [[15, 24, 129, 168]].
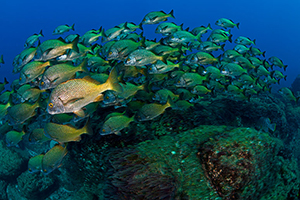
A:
[[0, 94, 299, 199]]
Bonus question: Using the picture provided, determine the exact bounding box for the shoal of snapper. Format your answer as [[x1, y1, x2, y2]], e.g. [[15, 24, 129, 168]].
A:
[[0, 10, 290, 175]]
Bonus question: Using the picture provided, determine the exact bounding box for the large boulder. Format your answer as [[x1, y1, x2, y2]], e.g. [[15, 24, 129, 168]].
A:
[[103, 126, 299, 199]]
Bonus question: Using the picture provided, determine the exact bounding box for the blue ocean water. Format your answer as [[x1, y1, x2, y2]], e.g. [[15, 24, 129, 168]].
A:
[[1, 0, 299, 88]]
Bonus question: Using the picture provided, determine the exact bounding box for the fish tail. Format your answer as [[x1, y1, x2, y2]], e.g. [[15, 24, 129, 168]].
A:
[[106, 67, 123, 93], [71, 36, 80, 53], [4, 77, 8, 85], [236, 22, 240, 29], [284, 65, 288, 71], [169, 10, 175, 18], [252, 39, 256, 45], [166, 95, 175, 108], [179, 23, 184, 30], [220, 44, 225, 51], [262, 51, 266, 57], [71, 24, 75, 31], [159, 54, 168, 64], [79, 58, 88, 72], [270, 71, 275, 79], [228, 35, 233, 43], [138, 22, 143, 30], [129, 115, 135, 123], [196, 32, 202, 41], [0, 55, 4, 64], [139, 36, 146, 47], [39, 30, 44, 37], [207, 23, 212, 30], [82, 119, 93, 135], [33, 95, 42, 109], [270, 123, 276, 132], [99, 26, 105, 37]]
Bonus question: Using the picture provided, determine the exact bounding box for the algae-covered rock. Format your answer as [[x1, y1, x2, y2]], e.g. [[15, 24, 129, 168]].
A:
[[0, 140, 25, 179], [104, 125, 299, 199], [17, 171, 57, 200]]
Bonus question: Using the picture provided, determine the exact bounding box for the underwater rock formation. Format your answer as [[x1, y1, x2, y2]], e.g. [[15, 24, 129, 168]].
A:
[[0, 141, 25, 180], [17, 171, 57, 200], [104, 125, 298, 199]]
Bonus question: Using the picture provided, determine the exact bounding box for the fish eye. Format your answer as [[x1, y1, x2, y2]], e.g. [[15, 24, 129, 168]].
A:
[[143, 19, 146, 21], [102, 129, 106, 132], [127, 58, 131, 62], [105, 96, 109, 99], [19, 77, 22, 81], [43, 169, 47, 173], [41, 82, 44, 85], [171, 36, 175, 39], [109, 52, 112, 55], [28, 168, 32, 172], [48, 103, 53, 108], [177, 81, 181, 84]]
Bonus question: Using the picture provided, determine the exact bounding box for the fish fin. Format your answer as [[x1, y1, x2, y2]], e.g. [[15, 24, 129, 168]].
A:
[[82, 76, 101, 84], [4, 77, 8, 85], [228, 35, 233, 43], [139, 37, 146, 47], [135, 22, 142, 31], [269, 123, 276, 132], [160, 54, 168, 64], [82, 118, 93, 135], [73, 135, 82, 142], [93, 94, 104, 102], [169, 10, 175, 18], [39, 30, 44, 37], [71, 36, 80, 53], [65, 97, 84, 106], [0, 55, 4, 64], [57, 37, 66, 43], [166, 95, 175, 108], [78, 58, 88, 72], [105, 67, 123, 93], [118, 46, 129, 54], [73, 108, 86, 118], [220, 44, 225, 51]]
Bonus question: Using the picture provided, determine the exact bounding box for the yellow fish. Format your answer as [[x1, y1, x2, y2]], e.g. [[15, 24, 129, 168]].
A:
[[28, 154, 44, 173], [28, 128, 51, 144], [7, 99, 40, 125], [47, 67, 122, 116], [136, 97, 173, 121], [5, 129, 26, 147], [44, 120, 92, 143], [42, 144, 68, 175]]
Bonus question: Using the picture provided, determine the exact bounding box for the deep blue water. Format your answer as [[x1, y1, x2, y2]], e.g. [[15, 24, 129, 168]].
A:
[[1, 0, 299, 88]]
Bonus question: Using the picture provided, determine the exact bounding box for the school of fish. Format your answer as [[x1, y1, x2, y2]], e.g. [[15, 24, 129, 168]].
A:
[[0, 10, 291, 174]]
